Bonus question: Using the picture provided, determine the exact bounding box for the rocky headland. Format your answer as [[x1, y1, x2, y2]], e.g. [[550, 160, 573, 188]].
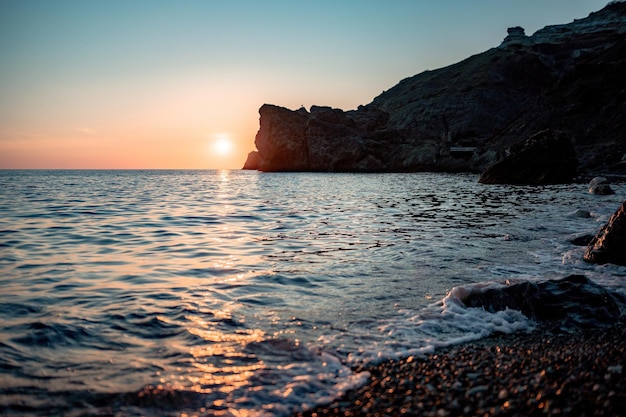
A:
[[244, 2, 626, 179]]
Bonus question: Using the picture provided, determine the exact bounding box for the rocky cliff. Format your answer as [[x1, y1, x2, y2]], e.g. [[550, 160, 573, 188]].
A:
[[243, 2, 626, 175]]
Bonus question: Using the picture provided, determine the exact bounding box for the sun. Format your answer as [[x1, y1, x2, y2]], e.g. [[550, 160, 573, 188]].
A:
[[212, 134, 233, 156]]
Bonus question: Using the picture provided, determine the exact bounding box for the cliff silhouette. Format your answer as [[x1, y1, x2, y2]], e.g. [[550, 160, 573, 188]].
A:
[[243, 2, 626, 179]]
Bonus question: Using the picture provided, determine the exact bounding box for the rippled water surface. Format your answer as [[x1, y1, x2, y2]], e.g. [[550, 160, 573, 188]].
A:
[[0, 170, 624, 416]]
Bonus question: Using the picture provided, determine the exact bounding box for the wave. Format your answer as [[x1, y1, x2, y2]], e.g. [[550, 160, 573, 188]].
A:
[[325, 274, 625, 369], [2, 275, 624, 417], [2, 171, 625, 416], [145, 275, 626, 416]]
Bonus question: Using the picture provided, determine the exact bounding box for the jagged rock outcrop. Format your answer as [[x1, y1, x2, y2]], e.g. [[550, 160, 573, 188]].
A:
[[477, 130, 577, 184], [243, 2, 626, 176], [248, 104, 398, 172], [251, 105, 309, 171], [584, 200, 626, 266], [501, 26, 530, 48]]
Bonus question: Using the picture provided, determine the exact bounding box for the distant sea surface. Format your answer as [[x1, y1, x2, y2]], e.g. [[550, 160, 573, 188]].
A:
[[1, 170, 624, 416]]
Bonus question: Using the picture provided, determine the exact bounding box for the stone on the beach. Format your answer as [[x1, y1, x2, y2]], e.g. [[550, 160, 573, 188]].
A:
[[478, 130, 577, 185], [607, 364, 623, 375], [588, 176, 615, 195], [584, 200, 626, 265]]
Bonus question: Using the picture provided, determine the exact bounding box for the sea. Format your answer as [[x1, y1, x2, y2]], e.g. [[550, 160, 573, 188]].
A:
[[0, 169, 624, 416]]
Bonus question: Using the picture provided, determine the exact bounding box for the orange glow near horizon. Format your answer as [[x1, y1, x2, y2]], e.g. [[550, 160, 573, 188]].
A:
[[0, 77, 263, 170], [3, 1, 607, 170], [0, 123, 257, 170]]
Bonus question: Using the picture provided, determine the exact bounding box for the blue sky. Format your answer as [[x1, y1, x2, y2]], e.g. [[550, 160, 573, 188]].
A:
[[0, 0, 611, 168]]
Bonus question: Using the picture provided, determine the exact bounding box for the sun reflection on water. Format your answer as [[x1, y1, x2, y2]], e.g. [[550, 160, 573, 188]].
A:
[[184, 314, 266, 395], [218, 169, 230, 182]]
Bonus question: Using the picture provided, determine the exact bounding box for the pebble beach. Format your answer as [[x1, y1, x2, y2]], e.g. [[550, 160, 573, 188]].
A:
[[297, 323, 626, 417]]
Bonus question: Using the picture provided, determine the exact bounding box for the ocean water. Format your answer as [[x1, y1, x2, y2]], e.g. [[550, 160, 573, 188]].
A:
[[0, 169, 624, 416]]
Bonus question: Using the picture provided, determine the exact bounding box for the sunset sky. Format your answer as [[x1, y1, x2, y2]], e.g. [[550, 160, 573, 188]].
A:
[[0, 0, 610, 169]]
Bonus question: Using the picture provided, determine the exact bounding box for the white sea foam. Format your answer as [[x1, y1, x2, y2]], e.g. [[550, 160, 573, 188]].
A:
[[317, 281, 537, 368], [219, 340, 370, 417], [233, 280, 539, 416], [562, 247, 626, 295]]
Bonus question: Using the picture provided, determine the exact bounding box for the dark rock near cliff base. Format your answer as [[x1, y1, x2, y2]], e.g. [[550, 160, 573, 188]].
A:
[[584, 200, 626, 265], [478, 130, 577, 184], [242, 151, 263, 170]]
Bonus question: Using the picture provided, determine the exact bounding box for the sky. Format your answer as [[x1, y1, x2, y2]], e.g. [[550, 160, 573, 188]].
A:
[[0, 0, 611, 169]]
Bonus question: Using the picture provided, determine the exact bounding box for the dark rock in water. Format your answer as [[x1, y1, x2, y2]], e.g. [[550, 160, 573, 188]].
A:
[[589, 176, 609, 186], [588, 176, 615, 195], [589, 184, 615, 195], [567, 208, 592, 218], [478, 130, 577, 184], [584, 200, 626, 265], [569, 233, 594, 246], [243, 3, 626, 174], [461, 275, 624, 331]]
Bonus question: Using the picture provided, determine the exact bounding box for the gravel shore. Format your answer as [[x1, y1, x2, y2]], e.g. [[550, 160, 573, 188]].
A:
[[296, 323, 626, 417]]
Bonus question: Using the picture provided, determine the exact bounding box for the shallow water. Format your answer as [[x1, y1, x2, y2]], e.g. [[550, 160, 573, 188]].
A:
[[0, 170, 624, 416]]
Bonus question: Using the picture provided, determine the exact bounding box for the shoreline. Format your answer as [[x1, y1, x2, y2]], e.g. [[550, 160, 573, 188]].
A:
[[296, 323, 625, 417]]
